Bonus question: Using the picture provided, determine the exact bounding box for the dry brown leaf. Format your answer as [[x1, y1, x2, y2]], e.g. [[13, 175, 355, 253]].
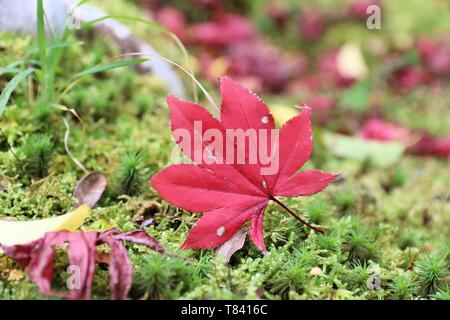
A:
[[132, 201, 160, 229]]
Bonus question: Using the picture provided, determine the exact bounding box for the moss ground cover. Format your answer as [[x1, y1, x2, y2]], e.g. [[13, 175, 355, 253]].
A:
[[0, 0, 449, 300]]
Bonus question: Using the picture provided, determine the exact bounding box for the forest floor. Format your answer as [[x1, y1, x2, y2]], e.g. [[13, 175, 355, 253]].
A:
[[0, 0, 449, 300]]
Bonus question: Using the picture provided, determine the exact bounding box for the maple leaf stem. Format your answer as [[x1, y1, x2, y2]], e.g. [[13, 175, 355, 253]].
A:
[[270, 197, 325, 233]]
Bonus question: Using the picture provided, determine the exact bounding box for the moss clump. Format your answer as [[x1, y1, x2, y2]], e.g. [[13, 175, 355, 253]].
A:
[[415, 256, 449, 297], [432, 286, 450, 300], [266, 249, 316, 299], [131, 254, 199, 299], [343, 228, 379, 263], [304, 198, 333, 225], [113, 151, 148, 197], [388, 271, 417, 300], [334, 190, 358, 213]]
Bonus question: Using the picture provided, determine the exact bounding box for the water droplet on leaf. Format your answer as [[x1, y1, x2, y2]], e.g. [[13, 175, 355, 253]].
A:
[[216, 226, 226, 236]]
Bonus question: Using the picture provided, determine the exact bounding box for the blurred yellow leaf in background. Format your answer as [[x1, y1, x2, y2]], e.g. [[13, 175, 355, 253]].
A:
[[270, 105, 299, 127]]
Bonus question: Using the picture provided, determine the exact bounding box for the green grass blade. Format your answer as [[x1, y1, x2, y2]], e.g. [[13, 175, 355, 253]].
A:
[[0, 68, 21, 76], [3, 61, 26, 68], [36, 0, 47, 73], [46, 31, 76, 98], [26, 41, 84, 56], [0, 69, 34, 117], [70, 58, 148, 79], [36, 0, 50, 101]]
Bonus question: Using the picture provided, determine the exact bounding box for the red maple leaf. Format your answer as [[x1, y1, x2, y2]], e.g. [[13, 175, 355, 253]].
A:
[[151, 77, 338, 252]]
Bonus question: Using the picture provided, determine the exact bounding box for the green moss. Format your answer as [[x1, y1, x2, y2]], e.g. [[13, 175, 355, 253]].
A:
[[20, 134, 54, 179], [304, 198, 334, 225], [342, 227, 379, 263], [334, 190, 358, 213], [388, 271, 417, 300], [415, 256, 449, 297], [432, 286, 450, 300], [113, 151, 149, 197]]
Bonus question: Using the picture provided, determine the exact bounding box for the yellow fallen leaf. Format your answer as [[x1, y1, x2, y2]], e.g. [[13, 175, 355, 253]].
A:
[[7, 269, 25, 282], [210, 57, 230, 79], [270, 105, 299, 127], [0, 205, 89, 252]]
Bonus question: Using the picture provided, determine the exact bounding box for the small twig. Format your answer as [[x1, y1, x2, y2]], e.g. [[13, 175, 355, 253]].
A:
[[0, 127, 26, 175], [27, 73, 35, 102], [270, 196, 325, 233]]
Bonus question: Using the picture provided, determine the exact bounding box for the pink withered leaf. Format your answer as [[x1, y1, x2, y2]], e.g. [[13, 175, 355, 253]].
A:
[[155, 6, 188, 41], [360, 118, 450, 158], [417, 38, 450, 75], [265, 3, 288, 30], [407, 133, 450, 158], [392, 66, 427, 92], [226, 40, 301, 93], [0, 229, 164, 300], [190, 14, 255, 48], [360, 118, 412, 144], [348, 0, 382, 20], [298, 8, 326, 41], [73, 172, 107, 208]]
